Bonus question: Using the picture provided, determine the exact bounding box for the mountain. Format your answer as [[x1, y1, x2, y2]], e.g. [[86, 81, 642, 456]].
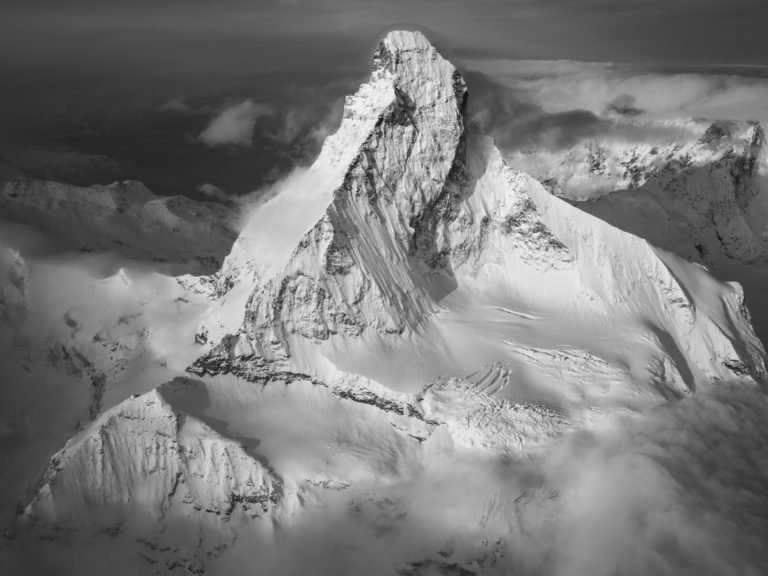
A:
[[0, 240, 220, 536], [515, 119, 768, 267], [509, 119, 768, 343], [4, 31, 768, 576], [191, 31, 764, 396], [0, 178, 237, 275], [26, 380, 295, 528]]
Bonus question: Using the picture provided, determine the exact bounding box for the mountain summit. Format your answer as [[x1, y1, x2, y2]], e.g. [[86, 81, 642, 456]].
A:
[[192, 30, 764, 397]]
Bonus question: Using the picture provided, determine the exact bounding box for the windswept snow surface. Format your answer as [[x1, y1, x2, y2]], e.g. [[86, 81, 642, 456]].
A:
[[4, 31, 768, 576]]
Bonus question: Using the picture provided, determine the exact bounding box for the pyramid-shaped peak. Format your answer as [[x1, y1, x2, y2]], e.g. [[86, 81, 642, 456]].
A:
[[381, 29, 434, 51], [372, 30, 467, 113]]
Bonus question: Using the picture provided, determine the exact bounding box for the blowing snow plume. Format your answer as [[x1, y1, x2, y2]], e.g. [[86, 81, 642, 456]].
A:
[[3, 30, 768, 576]]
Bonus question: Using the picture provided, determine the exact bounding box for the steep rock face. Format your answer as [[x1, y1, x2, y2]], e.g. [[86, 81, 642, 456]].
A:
[[196, 31, 470, 375], [0, 178, 237, 274], [193, 31, 766, 394]]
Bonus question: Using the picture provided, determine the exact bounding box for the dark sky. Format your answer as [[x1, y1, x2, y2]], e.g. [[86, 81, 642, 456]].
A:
[[1, 0, 766, 198]]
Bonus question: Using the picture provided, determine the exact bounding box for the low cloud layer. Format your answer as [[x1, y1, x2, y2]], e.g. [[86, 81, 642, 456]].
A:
[[235, 379, 768, 576], [195, 182, 230, 204], [466, 59, 768, 121], [463, 60, 768, 154], [198, 99, 273, 148]]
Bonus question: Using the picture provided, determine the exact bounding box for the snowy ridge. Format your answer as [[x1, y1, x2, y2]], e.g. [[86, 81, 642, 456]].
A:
[[23, 381, 294, 528], [419, 364, 569, 452], [514, 120, 768, 266], [524, 170, 767, 384]]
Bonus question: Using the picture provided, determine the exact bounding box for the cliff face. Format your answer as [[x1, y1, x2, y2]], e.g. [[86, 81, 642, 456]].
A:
[[196, 32, 469, 376]]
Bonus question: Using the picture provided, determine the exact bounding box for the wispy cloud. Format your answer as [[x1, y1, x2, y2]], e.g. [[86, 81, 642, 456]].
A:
[[198, 99, 273, 148], [265, 98, 344, 164], [159, 96, 192, 113], [195, 182, 230, 204], [467, 59, 768, 122]]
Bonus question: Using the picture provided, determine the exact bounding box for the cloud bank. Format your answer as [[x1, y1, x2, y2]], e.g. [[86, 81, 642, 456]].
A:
[[474, 59, 768, 121], [232, 379, 768, 576], [463, 60, 768, 154]]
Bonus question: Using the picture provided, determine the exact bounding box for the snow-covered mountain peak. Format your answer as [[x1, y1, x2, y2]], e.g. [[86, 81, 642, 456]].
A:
[[372, 30, 467, 116], [511, 118, 768, 267], [206, 29, 472, 351], [311, 30, 465, 181], [21, 381, 292, 530], [7, 31, 768, 575], [195, 31, 765, 402]]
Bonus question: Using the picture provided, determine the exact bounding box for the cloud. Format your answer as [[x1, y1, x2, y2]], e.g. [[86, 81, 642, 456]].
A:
[[466, 59, 768, 123], [159, 96, 192, 113], [544, 381, 768, 576], [198, 99, 272, 148], [462, 60, 768, 156], [195, 182, 230, 204], [262, 98, 344, 165], [305, 97, 345, 149], [606, 93, 643, 117], [232, 379, 768, 576]]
